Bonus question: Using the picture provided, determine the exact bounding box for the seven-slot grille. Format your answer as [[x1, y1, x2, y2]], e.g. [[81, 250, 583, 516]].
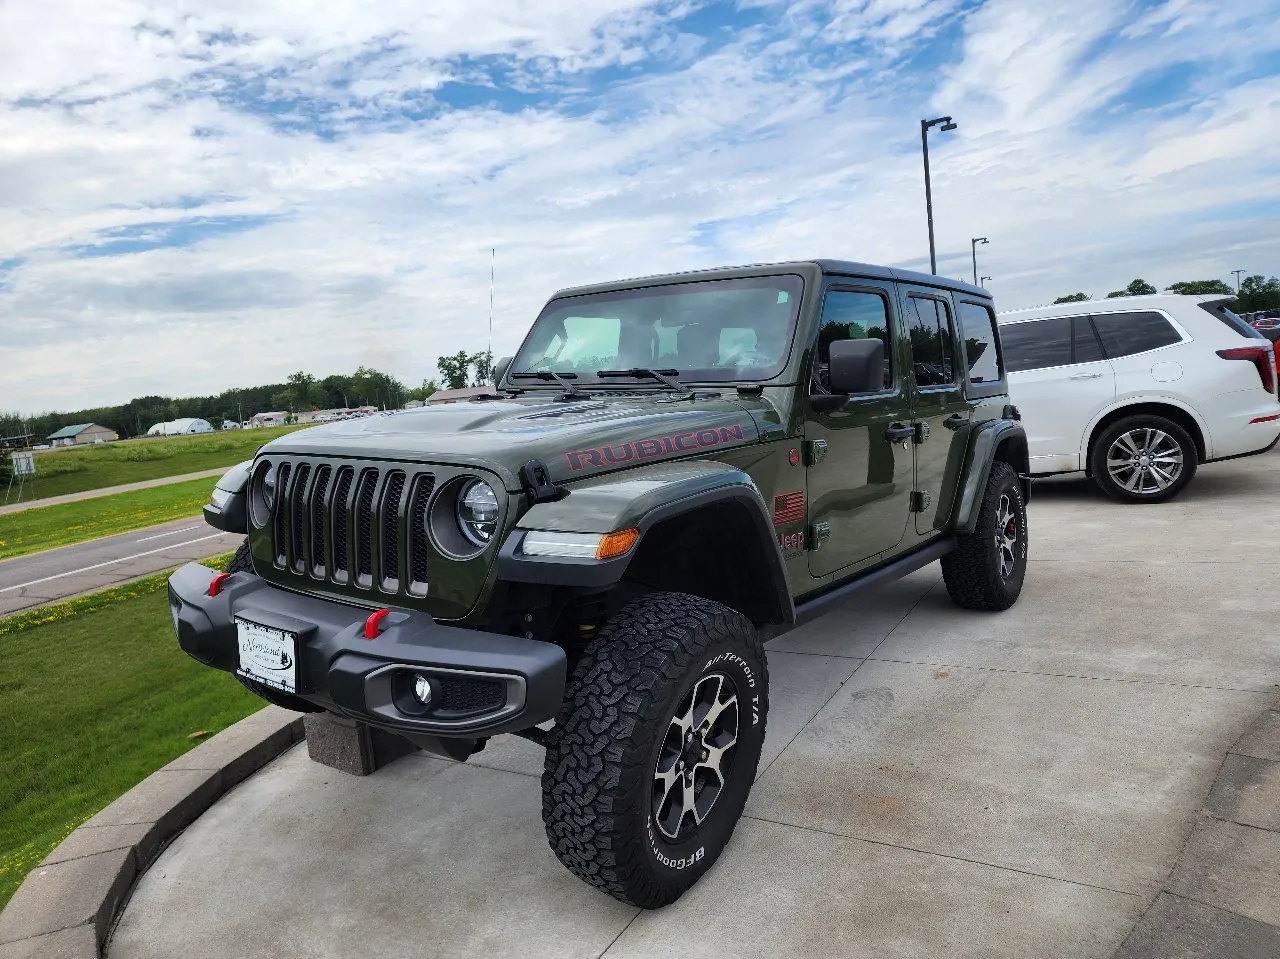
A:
[[264, 460, 435, 596]]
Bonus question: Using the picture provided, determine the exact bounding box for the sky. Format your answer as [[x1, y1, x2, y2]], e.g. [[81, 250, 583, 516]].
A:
[[1, 0, 1278, 413]]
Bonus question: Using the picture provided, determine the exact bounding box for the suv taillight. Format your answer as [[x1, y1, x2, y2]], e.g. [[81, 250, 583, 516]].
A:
[[1217, 346, 1277, 395]]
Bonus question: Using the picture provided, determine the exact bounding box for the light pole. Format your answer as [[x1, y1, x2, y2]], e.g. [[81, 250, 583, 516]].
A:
[[980, 276, 992, 288], [1231, 269, 1246, 293], [921, 116, 957, 275], [970, 237, 988, 286]]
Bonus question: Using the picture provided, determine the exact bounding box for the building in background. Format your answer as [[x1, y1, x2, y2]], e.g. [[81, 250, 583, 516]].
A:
[[46, 423, 119, 446], [146, 418, 214, 436], [249, 411, 289, 428]]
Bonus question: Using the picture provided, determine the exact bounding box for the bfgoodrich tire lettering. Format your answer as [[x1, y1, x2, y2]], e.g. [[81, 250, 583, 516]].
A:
[[542, 591, 768, 908], [941, 461, 1027, 611]]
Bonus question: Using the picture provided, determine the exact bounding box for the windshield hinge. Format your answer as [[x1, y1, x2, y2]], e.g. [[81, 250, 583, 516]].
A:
[[520, 459, 567, 504]]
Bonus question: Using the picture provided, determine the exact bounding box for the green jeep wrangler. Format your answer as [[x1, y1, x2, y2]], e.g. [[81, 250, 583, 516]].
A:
[[170, 259, 1029, 907]]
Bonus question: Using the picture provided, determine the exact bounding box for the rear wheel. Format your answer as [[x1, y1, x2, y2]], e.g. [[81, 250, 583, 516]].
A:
[[1090, 415, 1196, 503], [226, 538, 322, 713], [542, 591, 768, 908]]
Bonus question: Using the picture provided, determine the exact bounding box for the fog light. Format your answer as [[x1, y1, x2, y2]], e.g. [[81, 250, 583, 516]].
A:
[[413, 674, 434, 706]]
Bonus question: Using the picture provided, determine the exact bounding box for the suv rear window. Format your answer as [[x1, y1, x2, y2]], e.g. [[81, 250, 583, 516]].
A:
[[956, 301, 1001, 383], [1091, 311, 1181, 358], [1200, 302, 1264, 339]]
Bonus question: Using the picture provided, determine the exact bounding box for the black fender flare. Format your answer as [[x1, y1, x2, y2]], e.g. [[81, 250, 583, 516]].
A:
[[203, 460, 253, 534], [497, 466, 794, 626], [951, 420, 1030, 534]]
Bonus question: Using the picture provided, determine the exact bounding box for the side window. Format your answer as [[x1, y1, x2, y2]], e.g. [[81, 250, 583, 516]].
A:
[[907, 296, 957, 387], [1091, 311, 1182, 358], [815, 290, 893, 392], [1000, 317, 1072, 372], [1072, 316, 1105, 363], [956, 301, 1001, 383]]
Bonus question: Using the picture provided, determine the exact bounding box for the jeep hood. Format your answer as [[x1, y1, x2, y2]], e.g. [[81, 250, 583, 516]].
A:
[[259, 394, 766, 489]]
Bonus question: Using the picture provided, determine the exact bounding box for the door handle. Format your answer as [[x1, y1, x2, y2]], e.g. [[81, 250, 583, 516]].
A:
[[885, 424, 915, 442], [943, 413, 968, 431], [1069, 371, 1103, 379]]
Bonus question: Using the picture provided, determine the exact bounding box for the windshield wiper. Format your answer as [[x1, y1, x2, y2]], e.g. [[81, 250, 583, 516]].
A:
[[596, 368, 691, 394], [509, 370, 591, 400]]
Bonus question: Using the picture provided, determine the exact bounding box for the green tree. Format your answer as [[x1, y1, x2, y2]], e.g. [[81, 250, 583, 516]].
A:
[[471, 351, 494, 387], [437, 351, 472, 390], [1106, 279, 1158, 298], [1236, 275, 1280, 313], [405, 379, 439, 402], [1166, 280, 1233, 295], [1053, 293, 1090, 303], [286, 371, 324, 408]]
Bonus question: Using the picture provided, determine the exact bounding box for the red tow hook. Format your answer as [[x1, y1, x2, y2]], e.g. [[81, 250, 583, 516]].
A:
[[208, 573, 232, 597], [364, 608, 391, 640]]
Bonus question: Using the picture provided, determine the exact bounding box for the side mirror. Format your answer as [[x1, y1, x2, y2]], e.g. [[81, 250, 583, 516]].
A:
[[828, 338, 885, 395], [494, 356, 513, 385]]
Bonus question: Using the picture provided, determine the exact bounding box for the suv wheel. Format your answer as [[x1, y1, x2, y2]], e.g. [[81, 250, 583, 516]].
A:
[[1090, 415, 1196, 503], [941, 461, 1027, 611], [226, 538, 323, 714], [542, 591, 768, 908]]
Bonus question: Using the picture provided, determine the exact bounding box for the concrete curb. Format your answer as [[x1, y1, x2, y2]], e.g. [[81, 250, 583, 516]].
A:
[[0, 707, 304, 959], [1112, 697, 1280, 959]]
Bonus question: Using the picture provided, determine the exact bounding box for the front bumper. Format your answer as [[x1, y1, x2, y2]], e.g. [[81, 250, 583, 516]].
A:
[[168, 562, 566, 739]]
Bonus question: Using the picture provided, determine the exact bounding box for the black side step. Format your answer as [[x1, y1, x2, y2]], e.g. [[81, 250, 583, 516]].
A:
[[790, 536, 956, 628]]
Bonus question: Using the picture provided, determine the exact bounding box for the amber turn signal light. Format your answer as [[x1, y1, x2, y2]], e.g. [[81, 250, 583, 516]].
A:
[[597, 528, 639, 560]]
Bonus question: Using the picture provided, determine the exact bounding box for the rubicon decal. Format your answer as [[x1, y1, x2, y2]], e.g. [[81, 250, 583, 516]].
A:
[[565, 425, 747, 472]]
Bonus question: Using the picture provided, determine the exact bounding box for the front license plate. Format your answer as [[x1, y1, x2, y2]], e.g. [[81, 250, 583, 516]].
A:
[[235, 618, 297, 693]]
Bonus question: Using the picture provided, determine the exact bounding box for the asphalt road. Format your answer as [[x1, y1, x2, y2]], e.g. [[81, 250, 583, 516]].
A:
[[0, 517, 244, 616]]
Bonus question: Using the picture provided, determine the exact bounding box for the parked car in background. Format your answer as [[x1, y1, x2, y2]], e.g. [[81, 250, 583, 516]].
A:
[[997, 295, 1280, 502]]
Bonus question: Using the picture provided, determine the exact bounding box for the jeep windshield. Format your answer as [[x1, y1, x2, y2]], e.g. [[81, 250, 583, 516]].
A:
[[509, 275, 804, 385]]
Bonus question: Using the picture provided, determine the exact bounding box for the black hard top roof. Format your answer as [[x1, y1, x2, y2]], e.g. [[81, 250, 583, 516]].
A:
[[552, 259, 992, 300]]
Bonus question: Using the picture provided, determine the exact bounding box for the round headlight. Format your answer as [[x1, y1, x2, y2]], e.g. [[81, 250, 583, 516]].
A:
[[262, 463, 278, 508], [457, 480, 499, 546]]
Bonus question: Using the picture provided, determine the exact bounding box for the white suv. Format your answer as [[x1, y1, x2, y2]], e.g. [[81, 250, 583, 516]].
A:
[[996, 295, 1280, 502]]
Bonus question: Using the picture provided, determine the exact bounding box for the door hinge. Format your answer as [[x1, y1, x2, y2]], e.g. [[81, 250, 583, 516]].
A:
[[804, 439, 829, 466], [809, 521, 831, 551], [913, 421, 930, 444], [910, 490, 932, 513]]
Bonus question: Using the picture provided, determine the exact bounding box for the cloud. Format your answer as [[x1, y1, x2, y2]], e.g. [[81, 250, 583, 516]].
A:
[[1, 0, 1278, 412]]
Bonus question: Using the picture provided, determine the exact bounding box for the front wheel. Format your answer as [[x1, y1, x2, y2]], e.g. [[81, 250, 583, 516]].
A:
[[941, 461, 1027, 611], [542, 591, 768, 908]]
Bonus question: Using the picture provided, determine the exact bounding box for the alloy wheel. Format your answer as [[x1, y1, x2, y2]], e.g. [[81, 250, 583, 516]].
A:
[[995, 493, 1018, 579], [652, 672, 739, 842], [1106, 428, 1184, 495]]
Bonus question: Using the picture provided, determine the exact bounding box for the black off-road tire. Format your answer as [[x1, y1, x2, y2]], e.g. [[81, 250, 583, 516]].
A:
[[1089, 414, 1197, 503], [542, 591, 768, 908], [225, 538, 323, 713], [941, 461, 1027, 611], [226, 537, 253, 574]]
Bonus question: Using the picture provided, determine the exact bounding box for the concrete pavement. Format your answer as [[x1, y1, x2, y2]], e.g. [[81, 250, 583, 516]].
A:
[[0, 468, 227, 516], [0, 517, 243, 616], [107, 452, 1280, 959]]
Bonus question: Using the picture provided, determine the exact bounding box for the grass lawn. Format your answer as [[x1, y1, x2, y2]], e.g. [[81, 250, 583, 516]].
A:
[[0, 553, 261, 910], [15, 425, 306, 501], [0, 476, 221, 560]]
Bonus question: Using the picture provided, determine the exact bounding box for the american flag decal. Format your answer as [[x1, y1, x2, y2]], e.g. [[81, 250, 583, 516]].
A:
[[772, 491, 806, 527]]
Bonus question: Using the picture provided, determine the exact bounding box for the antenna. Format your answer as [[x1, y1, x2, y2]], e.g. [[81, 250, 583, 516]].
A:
[[488, 247, 495, 360]]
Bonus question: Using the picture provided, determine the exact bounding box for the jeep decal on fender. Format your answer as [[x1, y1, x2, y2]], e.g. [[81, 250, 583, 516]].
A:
[[564, 424, 747, 472]]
